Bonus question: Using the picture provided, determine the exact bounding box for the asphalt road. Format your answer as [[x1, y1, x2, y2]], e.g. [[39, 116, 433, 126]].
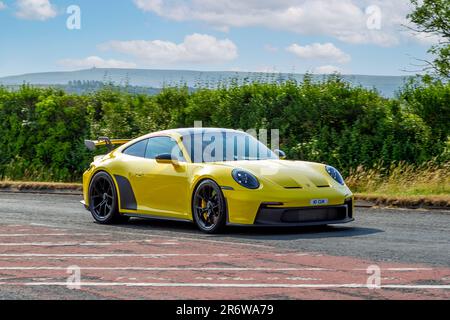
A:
[[0, 192, 448, 300]]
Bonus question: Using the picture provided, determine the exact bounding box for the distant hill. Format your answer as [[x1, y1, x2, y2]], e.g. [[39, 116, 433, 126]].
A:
[[0, 68, 412, 98]]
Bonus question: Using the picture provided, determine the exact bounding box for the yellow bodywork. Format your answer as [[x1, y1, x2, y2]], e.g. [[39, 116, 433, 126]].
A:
[[83, 129, 354, 225]]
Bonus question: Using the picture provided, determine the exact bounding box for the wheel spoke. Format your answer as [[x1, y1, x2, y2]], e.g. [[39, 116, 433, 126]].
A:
[[195, 206, 208, 213], [94, 200, 106, 210], [102, 202, 107, 216]]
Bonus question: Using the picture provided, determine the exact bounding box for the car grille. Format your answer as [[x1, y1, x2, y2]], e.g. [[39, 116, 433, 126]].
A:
[[255, 202, 352, 225], [280, 207, 347, 222]]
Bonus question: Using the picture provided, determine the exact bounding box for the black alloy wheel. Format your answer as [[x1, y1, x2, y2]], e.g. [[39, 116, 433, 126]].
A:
[[89, 172, 129, 224], [192, 179, 226, 234]]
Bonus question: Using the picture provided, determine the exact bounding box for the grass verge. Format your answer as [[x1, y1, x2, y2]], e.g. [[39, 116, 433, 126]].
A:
[[346, 161, 450, 209], [0, 180, 448, 210], [346, 161, 450, 197], [355, 193, 449, 209], [0, 181, 82, 192]]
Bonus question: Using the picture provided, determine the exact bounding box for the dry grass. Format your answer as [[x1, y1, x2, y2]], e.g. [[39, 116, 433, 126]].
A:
[[355, 194, 450, 208], [346, 161, 450, 196], [0, 180, 82, 191], [347, 161, 450, 208]]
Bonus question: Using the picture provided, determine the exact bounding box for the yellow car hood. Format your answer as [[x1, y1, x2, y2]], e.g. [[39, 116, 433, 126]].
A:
[[216, 160, 331, 188]]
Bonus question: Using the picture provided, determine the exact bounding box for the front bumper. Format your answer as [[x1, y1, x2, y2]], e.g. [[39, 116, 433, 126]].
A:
[[253, 199, 354, 226], [80, 200, 89, 210], [222, 185, 354, 225]]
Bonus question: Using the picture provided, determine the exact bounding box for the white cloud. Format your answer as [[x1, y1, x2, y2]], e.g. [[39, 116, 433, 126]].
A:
[[134, 0, 163, 14], [57, 56, 137, 69], [0, 1, 6, 10], [133, 0, 418, 47], [15, 0, 57, 21], [287, 43, 351, 64], [313, 65, 342, 74], [99, 33, 238, 65]]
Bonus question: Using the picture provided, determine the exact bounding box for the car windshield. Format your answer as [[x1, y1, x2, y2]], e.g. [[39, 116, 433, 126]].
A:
[[181, 131, 278, 163]]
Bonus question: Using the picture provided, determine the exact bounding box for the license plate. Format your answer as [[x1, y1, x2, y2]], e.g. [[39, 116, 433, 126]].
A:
[[310, 199, 328, 206]]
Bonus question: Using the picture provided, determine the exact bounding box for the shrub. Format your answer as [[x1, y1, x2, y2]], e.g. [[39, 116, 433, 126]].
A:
[[0, 76, 448, 182]]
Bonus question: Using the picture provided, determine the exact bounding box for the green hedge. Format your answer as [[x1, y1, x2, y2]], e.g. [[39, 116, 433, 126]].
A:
[[0, 76, 448, 182]]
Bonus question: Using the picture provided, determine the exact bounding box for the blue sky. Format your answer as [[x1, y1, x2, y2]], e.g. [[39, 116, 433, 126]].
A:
[[0, 0, 438, 77]]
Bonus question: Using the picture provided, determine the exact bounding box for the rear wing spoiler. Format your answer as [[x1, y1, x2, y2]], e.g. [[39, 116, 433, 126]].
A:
[[84, 137, 131, 152]]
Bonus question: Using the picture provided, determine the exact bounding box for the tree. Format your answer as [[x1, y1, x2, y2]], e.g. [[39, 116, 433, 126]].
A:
[[407, 0, 450, 78]]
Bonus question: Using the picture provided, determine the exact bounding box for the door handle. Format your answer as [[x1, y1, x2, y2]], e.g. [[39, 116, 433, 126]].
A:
[[135, 172, 144, 178]]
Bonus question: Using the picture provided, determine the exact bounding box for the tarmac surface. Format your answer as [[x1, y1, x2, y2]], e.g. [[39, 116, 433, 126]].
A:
[[0, 192, 448, 300]]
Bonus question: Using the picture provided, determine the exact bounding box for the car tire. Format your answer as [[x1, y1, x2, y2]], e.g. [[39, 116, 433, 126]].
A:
[[88, 172, 129, 224], [192, 179, 227, 234]]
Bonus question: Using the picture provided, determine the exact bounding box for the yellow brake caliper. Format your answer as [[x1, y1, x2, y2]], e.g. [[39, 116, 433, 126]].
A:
[[202, 199, 208, 220]]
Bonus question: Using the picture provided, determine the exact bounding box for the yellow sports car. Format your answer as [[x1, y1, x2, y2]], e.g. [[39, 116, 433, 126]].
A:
[[82, 128, 354, 233]]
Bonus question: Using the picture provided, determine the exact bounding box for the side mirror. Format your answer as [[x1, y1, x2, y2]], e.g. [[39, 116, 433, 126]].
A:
[[274, 149, 287, 160], [155, 153, 179, 165]]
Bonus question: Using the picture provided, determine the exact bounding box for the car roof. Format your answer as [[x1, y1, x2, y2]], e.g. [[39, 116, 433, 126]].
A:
[[145, 128, 245, 138]]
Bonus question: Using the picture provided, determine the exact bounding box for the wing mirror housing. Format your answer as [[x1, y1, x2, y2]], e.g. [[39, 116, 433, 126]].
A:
[[274, 149, 287, 160], [155, 153, 179, 165]]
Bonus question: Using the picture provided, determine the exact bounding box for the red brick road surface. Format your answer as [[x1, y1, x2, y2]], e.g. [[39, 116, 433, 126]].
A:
[[0, 223, 448, 300]]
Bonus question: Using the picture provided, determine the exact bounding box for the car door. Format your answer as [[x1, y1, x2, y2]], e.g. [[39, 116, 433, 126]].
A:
[[133, 136, 190, 219], [119, 138, 150, 212]]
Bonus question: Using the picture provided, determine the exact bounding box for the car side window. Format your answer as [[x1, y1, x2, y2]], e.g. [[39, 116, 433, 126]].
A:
[[123, 139, 148, 158], [145, 136, 185, 161]]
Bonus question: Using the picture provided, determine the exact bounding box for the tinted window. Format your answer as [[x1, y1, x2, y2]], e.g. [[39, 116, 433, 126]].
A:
[[123, 139, 148, 158], [145, 136, 185, 161], [181, 131, 277, 163]]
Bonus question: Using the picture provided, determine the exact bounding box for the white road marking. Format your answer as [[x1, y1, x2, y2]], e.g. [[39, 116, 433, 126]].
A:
[[286, 277, 321, 281], [0, 234, 110, 237], [0, 253, 230, 257], [0, 242, 113, 246], [0, 240, 164, 246], [4, 222, 273, 249], [0, 225, 24, 227], [354, 268, 434, 271], [0, 282, 448, 289], [30, 223, 68, 229], [0, 267, 327, 271], [0, 266, 440, 272]]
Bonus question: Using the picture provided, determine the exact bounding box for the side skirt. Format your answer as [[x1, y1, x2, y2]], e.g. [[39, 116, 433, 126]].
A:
[[122, 213, 194, 224]]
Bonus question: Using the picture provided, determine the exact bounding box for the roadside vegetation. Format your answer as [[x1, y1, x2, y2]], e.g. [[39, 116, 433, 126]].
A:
[[0, 76, 449, 201], [347, 161, 450, 204]]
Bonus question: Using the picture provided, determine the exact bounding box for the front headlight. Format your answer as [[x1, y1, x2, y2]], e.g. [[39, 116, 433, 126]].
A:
[[232, 169, 260, 189], [325, 165, 345, 185]]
